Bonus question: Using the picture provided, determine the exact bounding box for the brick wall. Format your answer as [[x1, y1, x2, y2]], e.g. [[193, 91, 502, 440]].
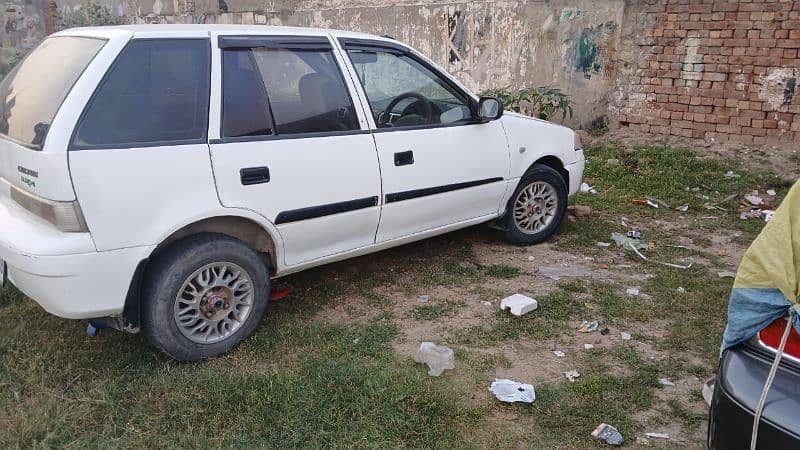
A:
[[616, 0, 800, 145]]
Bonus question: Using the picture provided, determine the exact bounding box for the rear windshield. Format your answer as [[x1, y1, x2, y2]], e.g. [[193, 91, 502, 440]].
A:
[[0, 36, 105, 149]]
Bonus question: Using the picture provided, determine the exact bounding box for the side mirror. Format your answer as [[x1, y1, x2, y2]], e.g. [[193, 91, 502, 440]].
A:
[[478, 96, 503, 122]]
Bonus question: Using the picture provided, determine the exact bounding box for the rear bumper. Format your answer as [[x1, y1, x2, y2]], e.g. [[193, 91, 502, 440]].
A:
[[565, 151, 585, 196], [708, 346, 800, 449], [0, 190, 152, 318]]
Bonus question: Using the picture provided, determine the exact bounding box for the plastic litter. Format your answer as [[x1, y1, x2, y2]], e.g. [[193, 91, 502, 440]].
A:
[[597, 241, 611, 247], [489, 378, 536, 403], [591, 423, 624, 446], [418, 295, 430, 304], [645, 432, 670, 440], [584, 343, 595, 350], [500, 294, 538, 316], [628, 242, 694, 270], [621, 332, 632, 341], [718, 271, 736, 278], [744, 193, 765, 206], [578, 320, 599, 333], [626, 287, 640, 296], [580, 182, 598, 194], [632, 199, 659, 208], [724, 170, 740, 178], [481, 300, 492, 306], [414, 342, 455, 376], [564, 370, 581, 382], [627, 230, 642, 239], [553, 350, 566, 358], [767, 189, 777, 197], [611, 232, 648, 251], [676, 204, 689, 212], [763, 210, 776, 222], [658, 378, 675, 387], [600, 327, 611, 336], [702, 377, 715, 407], [677, 286, 686, 294]]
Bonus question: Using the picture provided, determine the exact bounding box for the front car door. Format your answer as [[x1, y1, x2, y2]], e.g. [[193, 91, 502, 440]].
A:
[[208, 34, 381, 266], [338, 39, 509, 243]]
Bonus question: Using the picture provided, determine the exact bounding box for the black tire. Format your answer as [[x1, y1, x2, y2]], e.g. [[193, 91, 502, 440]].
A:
[[502, 164, 568, 246], [142, 233, 269, 361]]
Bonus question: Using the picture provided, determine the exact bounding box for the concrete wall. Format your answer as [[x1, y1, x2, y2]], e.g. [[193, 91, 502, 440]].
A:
[[0, 0, 626, 128], [6, 0, 800, 146]]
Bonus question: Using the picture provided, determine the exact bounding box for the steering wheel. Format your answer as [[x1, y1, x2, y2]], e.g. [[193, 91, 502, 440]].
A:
[[378, 92, 434, 126]]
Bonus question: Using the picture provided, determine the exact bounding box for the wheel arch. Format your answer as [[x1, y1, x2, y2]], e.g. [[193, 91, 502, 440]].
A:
[[122, 213, 282, 328], [528, 155, 569, 187]]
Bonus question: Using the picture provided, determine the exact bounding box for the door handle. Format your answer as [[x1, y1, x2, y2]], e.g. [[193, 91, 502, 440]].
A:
[[394, 151, 414, 166], [240, 166, 270, 185]]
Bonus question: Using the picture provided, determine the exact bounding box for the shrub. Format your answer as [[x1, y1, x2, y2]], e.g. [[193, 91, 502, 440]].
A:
[[480, 86, 573, 121]]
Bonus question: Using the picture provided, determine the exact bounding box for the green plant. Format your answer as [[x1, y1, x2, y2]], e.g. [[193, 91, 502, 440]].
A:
[[57, 2, 123, 30], [480, 86, 574, 121]]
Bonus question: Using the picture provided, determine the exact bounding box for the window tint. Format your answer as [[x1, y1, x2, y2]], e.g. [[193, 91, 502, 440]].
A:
[[222, 49, 273, 138], [0, 37, 105, 149], [72, 39, 210, 148], [253, 47, 358, 134], [346, 48, 473, 128]]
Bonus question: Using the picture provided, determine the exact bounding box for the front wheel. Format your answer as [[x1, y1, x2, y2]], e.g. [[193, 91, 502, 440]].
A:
[[142, 233, 269, 361], [502, 165, 568, 246]]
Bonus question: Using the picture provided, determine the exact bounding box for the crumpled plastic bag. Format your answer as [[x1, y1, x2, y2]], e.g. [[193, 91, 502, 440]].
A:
[[488, 378, 536, 403], [414, 342, 455, 376], [611, 232, 648, 251]]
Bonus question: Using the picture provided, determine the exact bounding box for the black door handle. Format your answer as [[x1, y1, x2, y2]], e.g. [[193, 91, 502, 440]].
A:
[[394, 151, 414, 166], [240, 166, 270, 185]]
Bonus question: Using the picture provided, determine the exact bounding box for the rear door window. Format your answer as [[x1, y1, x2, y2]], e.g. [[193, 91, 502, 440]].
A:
[[251, 47, 358, 134], [71, 39, 210, 149], [0, 36, 105, 149], [220, 38, 358, 138]]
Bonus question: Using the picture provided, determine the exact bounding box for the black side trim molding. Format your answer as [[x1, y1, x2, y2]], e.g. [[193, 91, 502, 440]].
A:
[[275, 196, 379, 224], [386, 177, 504, 203]]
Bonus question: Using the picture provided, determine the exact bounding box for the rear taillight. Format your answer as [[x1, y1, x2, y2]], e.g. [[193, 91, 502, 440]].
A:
[[10, 185, 88, 232], [757, 317, 800, 360]]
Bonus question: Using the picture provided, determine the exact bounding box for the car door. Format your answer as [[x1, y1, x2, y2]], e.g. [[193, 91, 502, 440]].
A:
[[338, 39, 509, 243], [208, 34, 381, 266]]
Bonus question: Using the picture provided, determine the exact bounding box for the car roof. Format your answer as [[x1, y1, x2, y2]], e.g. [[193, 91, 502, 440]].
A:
[[54, 24, 390, 41]]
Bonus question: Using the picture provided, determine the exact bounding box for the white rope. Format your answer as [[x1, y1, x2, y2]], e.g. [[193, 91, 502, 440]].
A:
[[750, 312, 794, 450]]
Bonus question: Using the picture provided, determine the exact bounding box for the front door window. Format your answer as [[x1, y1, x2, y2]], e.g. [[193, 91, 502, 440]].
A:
[[345, 48, 473, 128]]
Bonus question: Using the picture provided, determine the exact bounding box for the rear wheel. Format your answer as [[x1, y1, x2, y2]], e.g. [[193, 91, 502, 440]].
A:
[[502, 165, 568, 246], [142, 233, 269, 361]]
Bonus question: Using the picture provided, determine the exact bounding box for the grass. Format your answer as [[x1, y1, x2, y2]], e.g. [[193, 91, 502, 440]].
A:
[[0, 284, 481, 448], [409, 299, 464, 321], [449, 289, 585, 345], [485, 264, 522, 279], [1, 143, 786, 448]]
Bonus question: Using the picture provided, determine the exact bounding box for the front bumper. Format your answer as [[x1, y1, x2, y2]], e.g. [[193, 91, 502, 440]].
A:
[[709, 345, 800, 449], [0, 191, 152, 318], [565, 150, 585, 196]]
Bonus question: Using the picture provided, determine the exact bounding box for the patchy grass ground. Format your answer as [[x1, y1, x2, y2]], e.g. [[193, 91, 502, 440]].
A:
[[0, 143, 793, 448]]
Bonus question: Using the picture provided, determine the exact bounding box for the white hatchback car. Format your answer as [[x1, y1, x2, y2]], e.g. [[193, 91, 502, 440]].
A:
[[0, 25, 584, 360]]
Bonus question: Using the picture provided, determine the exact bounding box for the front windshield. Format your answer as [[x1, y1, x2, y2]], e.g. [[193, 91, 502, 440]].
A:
[[0, 36, 105, 149]]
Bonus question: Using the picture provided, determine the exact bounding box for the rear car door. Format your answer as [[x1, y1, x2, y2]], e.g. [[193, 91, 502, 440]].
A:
[[339, 39, 509, 242], [208, 35, 381, 266]]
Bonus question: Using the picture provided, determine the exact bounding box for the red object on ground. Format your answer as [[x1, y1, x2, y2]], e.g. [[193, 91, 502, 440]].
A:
[[270, 288, 293, 301]]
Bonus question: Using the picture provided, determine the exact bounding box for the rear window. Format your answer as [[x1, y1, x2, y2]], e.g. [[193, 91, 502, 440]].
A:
[[72, 39, 210, 149], [0, 36, 105, 149]]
